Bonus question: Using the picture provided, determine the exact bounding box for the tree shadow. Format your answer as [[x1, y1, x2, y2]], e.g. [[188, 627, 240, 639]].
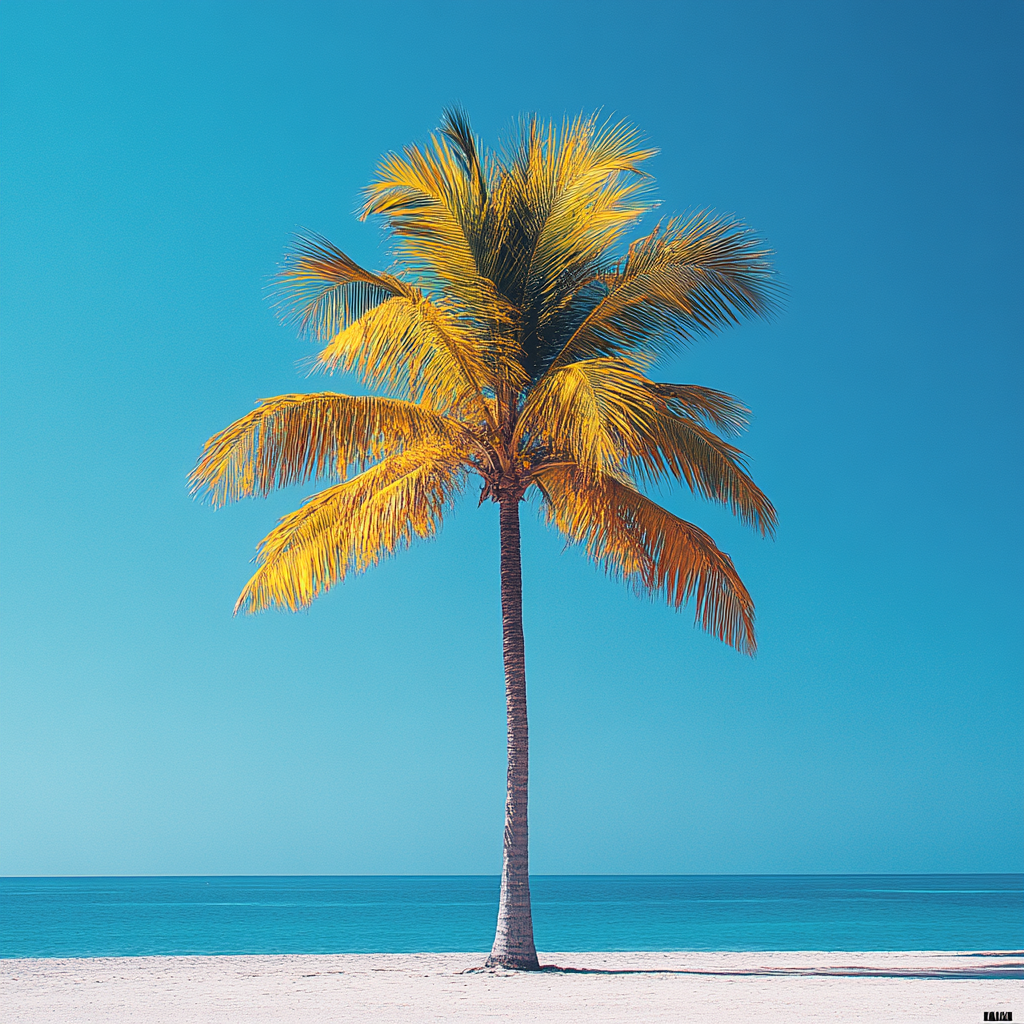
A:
[[464, 960, 1024, 980]]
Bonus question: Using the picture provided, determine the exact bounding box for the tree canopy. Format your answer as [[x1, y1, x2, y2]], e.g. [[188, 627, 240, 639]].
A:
[[190, 110, 778, 654]]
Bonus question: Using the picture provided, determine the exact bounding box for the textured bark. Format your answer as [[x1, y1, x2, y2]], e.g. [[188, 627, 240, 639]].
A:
[[486, 496, 540, 969]]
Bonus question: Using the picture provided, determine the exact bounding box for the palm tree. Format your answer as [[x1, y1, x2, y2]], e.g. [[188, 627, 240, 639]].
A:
[[190, 110, 777, 970]]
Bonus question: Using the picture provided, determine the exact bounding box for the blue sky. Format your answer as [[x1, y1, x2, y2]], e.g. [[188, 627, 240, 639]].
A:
[[1, 0, 1021, 876]]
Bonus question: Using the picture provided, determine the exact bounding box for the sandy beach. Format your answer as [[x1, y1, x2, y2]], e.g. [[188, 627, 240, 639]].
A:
[[2, 951, 1019, 1023]]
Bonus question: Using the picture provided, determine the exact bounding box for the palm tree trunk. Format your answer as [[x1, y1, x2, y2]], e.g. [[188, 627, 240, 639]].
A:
[[486, 495, 540, 969]]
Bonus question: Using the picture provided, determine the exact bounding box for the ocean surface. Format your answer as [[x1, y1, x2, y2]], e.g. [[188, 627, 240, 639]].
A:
[[1, 874, 1021, 958]]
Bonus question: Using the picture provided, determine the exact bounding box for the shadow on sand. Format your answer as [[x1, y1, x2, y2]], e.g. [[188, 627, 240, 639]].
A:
[[464, 953, 1024, 980]]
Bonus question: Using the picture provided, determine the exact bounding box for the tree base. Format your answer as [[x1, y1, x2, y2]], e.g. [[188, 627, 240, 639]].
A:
[[484, 952, 541, 971]]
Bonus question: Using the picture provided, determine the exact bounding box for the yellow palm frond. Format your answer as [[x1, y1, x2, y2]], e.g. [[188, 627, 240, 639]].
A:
[[361, 121, 496, 310], [497, 114, 657, 317], [515, 357, 658, 475], [236, 443, 468, 613], [188, 392, 464, 506], [536, 465, 757, 655], [545, 213, 778, 372], [518, 359, 775, 536], [273, 232, 412, 341], [314, 293, 502, 424], [636, 409, 777, 537]]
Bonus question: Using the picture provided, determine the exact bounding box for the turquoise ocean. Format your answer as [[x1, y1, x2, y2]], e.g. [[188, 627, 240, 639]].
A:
[[2, 875, 1021, 957]]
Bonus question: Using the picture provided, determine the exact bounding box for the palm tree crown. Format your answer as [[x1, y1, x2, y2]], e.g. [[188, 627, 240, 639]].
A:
[[190, 110, 777, 968], [191, 109, 776, 651]]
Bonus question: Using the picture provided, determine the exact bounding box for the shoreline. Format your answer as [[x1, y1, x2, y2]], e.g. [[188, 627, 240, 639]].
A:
[[3, 951, 1020, 1023]]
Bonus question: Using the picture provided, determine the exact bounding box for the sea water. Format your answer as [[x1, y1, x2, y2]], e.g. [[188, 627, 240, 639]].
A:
[[1, 875, 1021, 957]]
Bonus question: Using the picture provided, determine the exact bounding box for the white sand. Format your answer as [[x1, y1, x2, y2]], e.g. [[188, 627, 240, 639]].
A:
[[2, 951, 1020, 1023]]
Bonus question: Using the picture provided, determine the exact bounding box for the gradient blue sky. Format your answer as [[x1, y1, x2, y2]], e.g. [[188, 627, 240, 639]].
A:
[[1, 0, 1021, 877]]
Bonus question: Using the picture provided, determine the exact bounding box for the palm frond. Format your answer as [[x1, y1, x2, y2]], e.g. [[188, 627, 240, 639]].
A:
[[635, 409, 777, 537], [237, 444, 466, 610], [236, 443, 467, 613], [515, 357, 658, 475], [188, 392, 463, 506], [518, 360, 774, 536], [536, 466, 757, 655], [650, 383, 750, 436], [545, 212, 779, 371], [314, 293, 503, 423], [496, 114, 657, 326], [273, 232, 409, 341], [361, 127, 495, 308], [439, 105, 488, 204]]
